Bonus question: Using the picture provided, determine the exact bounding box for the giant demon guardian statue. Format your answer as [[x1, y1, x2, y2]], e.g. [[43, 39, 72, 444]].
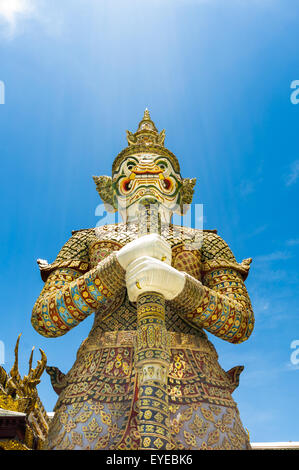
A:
[[32, 110, 254, 450]]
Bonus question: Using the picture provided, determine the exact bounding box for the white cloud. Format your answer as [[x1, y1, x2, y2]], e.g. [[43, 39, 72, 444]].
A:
[[243, 224, 268, 239], [240, 180, 255, 197], [285, 160, 299, 187], [239, 174, 263, 198], [286, 238, 299, 246], [254, 251, 291, 263]]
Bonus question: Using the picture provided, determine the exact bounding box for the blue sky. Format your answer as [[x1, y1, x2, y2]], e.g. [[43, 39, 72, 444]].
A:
[[0, 0, 299, 443]]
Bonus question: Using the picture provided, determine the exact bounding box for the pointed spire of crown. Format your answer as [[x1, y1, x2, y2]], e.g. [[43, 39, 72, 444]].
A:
[[126, 108, 165, 147], [137, 108, 158, 132], [144, 108, 150, 119]]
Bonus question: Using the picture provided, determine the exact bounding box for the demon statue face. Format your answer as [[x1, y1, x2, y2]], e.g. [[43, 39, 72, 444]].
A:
[[93, 110, 196, 224]]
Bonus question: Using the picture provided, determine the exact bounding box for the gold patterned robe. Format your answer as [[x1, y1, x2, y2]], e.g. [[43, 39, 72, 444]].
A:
[[32, 223, 254, 450]]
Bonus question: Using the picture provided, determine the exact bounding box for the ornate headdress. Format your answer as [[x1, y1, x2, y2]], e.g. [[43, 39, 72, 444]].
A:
[[112, 108, 180, 174], [93, 110, 196, 213]]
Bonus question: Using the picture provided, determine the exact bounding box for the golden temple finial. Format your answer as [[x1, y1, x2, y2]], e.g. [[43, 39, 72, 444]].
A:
[[0, 335, 49, 449], [9, 333, 22, 384], [28, 346, 35, 374], [5, 334, 47, 400]]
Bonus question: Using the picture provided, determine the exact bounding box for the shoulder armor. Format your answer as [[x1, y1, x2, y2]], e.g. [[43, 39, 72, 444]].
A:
[[201, 232, 252, 280], [201, 231, 236, 263], [37, 228, 97, 282]]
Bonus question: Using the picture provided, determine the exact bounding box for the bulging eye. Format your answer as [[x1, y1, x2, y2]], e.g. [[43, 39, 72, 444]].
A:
[[127, 161, 136, 171], [163, 178, 172, 190], [157, 160, 167, 170], [121, 179, 132, 192]]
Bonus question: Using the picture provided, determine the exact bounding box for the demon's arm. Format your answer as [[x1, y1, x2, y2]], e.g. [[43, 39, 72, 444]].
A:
[[31, 230, 125, 338], [171, 232, 254, 344]]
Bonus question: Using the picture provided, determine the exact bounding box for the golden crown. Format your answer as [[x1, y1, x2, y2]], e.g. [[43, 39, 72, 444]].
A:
[[112, 109, 181, 173]]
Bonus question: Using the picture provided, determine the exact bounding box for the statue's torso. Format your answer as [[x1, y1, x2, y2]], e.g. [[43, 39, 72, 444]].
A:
[[44, 223, 250, 450], [53, 224, 238, 409]]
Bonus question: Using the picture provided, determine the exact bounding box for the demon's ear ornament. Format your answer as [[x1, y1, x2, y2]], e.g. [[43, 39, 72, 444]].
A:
[[92, 175, 117, 213], [180, 177, 197, 214]]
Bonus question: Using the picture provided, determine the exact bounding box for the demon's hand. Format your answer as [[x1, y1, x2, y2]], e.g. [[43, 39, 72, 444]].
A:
[[116, 234, 171, 270], [125, 256, 186, 302]]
